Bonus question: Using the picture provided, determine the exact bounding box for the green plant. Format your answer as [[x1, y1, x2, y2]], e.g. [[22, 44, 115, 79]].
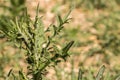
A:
[[0, 3, 74, 80]]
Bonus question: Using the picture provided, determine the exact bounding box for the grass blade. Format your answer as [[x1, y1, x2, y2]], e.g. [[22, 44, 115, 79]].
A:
[[116, 75, 120, 80], [95, 65, 105, 80], [78, 68, 82, 80]]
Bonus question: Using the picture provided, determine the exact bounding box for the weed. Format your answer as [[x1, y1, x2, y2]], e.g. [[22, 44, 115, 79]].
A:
[[0, 2, 74, 80]]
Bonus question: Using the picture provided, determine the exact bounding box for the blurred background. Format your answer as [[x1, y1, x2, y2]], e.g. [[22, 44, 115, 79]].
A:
[[0, 0, 120, 80]]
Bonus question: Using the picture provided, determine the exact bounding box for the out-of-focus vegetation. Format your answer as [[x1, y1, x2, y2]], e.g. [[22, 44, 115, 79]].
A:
[[1, 0, 120, 80], [0, 0, 26, 79], [63, 0, 120, 10]]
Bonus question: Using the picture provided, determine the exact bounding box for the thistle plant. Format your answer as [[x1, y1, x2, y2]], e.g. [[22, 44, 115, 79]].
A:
[[0, 3, 74, 80]]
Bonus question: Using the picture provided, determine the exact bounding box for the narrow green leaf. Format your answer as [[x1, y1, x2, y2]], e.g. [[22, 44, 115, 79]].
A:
[[78, 69, 82, 80], [11, 73, 17, 80], [34, 3, 39, 28], [53, 25, 57, 36], [71, 59, 75, 80], [7, 69, 13, 77], [62, 41, 74, 53], [5, 69, 13, 80], [58, 15, 63, 25], [63, 9, 72, 22], [95, 65, 105, 80], [19, 71, 28, 80], [116, 75, 120, 80]]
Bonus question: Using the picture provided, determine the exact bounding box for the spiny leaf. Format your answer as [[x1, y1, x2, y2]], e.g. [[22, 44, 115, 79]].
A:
[[58, 14, 63, 25], [62, 41, 74, 54], [53, 25, 57, 36], [61, 41, 74, 61]]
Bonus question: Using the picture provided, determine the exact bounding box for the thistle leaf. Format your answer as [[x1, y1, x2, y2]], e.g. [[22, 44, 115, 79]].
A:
[[62, 41, 74, 54], [58, 15, 63, 25]]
